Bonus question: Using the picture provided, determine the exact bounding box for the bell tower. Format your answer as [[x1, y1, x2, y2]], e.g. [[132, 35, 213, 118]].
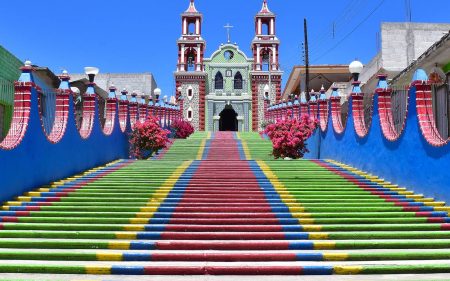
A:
[[175, 0, 207, 131], [251, 0, 283, 131]]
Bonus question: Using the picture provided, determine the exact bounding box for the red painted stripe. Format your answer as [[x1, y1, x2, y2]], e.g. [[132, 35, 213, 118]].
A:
[[167, 218, 281, 225], [14, 211, 30, 217], [170, 213, 278, 219], [155, 241, 291, 250], [416, 212, 432, 217], [160, 232, 287, 240], [428, 217, 445, 223], [2, 217, 18, 222], [403, 206, 421, 212], [441, 224, 450, 230]]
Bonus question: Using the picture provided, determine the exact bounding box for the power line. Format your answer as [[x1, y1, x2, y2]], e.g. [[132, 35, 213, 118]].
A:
[[311, 0, 386, 63]]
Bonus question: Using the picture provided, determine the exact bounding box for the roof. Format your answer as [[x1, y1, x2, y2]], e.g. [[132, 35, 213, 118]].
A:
[[257, 0, 274, 16], [283, 65, 351, 98], [183, 0, 200, 15]]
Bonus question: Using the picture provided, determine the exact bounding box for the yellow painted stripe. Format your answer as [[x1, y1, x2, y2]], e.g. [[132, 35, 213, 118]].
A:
[[302, 225, 322, 231], [108, 241, 131, 250], [323, 253, 349, 261], [123, 225, 145, 231], [333, 266, 363, 274], [85, 265, 112, 275], [134, 160, 193, 220], [325, 160, 444, 207], [241, 139, 252, 160], [308, 233, 329, 240], [96, 252, 123, 261], [115, 232, 137, 240], [196, 139, 207, 160], [313, 241, 336, 250]]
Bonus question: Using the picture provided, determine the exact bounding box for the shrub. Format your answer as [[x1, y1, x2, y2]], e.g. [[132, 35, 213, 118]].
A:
[[171, 120, 195, 139], [264, 114, 318, 159], [129, 115, 171, 159]]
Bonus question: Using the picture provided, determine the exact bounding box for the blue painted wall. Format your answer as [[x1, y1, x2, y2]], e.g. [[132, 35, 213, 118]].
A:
[[0, 70, 130, 203], [311, 83, 450, 203]]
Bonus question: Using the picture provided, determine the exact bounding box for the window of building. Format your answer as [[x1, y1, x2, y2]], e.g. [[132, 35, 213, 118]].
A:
[[187, 107, 193, 121], [234, 72, 243, 90], [215, 72, 224, 90], [188, 88, 193, 98]]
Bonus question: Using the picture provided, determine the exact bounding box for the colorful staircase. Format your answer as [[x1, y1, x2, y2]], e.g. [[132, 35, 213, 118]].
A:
[[1, 132, 450, 280]]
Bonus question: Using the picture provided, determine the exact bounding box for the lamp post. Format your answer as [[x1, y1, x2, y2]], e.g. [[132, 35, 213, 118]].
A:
[[84, 67, 99, 95], [349, 60, 363, 94], [163, 95, 168, 127]]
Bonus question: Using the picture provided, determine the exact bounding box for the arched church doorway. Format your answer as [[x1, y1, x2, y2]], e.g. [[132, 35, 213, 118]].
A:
[[219, 105, 238, 131]]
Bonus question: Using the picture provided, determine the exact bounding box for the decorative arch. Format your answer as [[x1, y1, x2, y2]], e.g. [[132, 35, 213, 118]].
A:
[[76, 93, 96, 139], [0, 81, 32, 150], [377, 87, 407, 141], [44, 88, 70, 143], [331, 96, 347, 134], [215, 72, 224, 90], [118, 100, 129, 133], [318, 99, 329, 132], [352, 93, 373, 138], [101, 98, 117, 136], [415, 82, 448, 146], [138, 103, 148, 123], [129, 101, 138, 129]]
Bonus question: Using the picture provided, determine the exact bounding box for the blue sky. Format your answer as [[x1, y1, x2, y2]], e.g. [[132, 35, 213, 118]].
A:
[[1, 0, 449, 96]]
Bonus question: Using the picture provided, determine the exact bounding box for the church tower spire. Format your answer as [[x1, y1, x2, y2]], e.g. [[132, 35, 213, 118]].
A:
[[175, 0, 207, 131], [251, 0, 283, 131]]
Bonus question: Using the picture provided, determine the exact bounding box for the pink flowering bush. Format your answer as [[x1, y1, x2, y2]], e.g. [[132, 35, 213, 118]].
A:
[[264, 114, 318, 159], [129, 115, 171, 159], [171, 120, 195, 139]]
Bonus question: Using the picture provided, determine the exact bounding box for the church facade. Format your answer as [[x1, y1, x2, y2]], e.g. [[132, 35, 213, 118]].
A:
[[175, 0, 282, 132]]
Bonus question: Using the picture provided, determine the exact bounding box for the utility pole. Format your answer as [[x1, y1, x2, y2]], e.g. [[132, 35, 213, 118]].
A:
[[304, 18, 310, 99]]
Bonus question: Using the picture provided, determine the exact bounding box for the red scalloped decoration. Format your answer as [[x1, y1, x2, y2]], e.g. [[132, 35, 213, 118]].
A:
[[415, 83, 448, 146], [377, 88, 407, 142], [300, 103, 309, 118], [101, 99, 117, 136], [118, 100, 129, 133], [309, 101, 318, 119], [352, 93, 372, 138], [0, 82, 32, 150], [318, 100, 329, 132], [331, 96, 346, 134], [78, 95, 95, 139], [129, 103, 138, 128], [41, 89, 70, 144], [138, 105, 148, 123]]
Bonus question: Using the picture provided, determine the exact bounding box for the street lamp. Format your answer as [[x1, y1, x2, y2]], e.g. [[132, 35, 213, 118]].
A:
[[84, 67, 99, 83], [154, 88, 161, 105], [349, 60, 363, 82]]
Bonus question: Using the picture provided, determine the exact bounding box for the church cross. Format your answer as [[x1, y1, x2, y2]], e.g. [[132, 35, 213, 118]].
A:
[[224, 23, 234, 43]]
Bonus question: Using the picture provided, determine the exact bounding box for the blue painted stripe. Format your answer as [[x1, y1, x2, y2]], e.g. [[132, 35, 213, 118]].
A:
[[288, 241, 315, 250], [123, 253, 152, 261], [302, 266, 334, 275], [129, 241, 156, 250], [111, 265, 145, 275], [136, 232, 162, 240], [295, 253, 323, 261]]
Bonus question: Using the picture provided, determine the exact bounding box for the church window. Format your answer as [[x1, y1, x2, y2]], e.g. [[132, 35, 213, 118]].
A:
[[188, 88, 193, 98], [224, 50, 234, 61], [187, 107, 193, 121], [215, 72, 224, 90], [234, 72, 243, 90]]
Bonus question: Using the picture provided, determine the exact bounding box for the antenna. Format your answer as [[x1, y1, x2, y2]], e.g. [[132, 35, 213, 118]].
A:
[[405, 0, 412, 22]]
